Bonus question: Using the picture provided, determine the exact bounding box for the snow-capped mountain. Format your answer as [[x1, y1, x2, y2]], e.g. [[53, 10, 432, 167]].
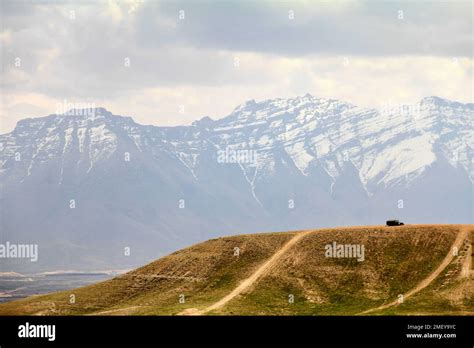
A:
[[1, 95, 472, 271]]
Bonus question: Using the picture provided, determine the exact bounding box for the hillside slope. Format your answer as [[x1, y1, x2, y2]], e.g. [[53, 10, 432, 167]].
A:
[[0, 225, 472, 316]]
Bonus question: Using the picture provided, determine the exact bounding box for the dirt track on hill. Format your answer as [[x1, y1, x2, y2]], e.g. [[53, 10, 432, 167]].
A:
[[78, 224, 470, 316], [180, 230, 313, 315], [93, 306, 141, 316], [359, 224, 472, 315]]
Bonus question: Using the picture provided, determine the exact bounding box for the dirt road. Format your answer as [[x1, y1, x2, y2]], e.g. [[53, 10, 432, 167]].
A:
[[92, 306, 142, 316], [89, 224, 470, 316], [181, 230, 313, 315], [360, 225, 472, 315]]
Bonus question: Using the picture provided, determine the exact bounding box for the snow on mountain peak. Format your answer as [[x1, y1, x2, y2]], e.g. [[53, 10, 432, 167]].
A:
[[1, 95, 472, 193]]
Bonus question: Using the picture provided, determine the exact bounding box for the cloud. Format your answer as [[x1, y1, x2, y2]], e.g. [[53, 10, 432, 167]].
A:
[[2, 53, 471, 133], [135, 0, 472, 57], [0, 0, 472, 132]]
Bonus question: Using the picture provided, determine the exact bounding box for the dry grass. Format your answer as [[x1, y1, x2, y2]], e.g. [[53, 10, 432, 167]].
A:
[[0, 231, 295, 315], [0, 224, 471, 316], [217, 225, 462, 315]]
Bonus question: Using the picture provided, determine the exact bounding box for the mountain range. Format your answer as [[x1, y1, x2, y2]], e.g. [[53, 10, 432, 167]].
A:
[[0, 94, 472, 271]]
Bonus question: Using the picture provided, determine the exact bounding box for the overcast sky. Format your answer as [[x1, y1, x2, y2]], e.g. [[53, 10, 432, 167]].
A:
[[0, 0, 472, 132]]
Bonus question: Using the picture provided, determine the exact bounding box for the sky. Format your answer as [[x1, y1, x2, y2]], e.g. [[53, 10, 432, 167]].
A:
[[0, 0, 473, 133]]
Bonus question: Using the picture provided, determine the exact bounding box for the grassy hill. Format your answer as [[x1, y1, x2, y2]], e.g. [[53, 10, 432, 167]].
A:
[[0, 224, 472, 316]]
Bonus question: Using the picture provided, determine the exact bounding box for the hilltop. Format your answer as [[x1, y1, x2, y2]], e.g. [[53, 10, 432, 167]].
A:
[[0, 224, 472, 316]]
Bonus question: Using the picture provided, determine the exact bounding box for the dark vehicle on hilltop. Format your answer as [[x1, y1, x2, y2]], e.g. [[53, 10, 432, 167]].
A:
[[386, 219, 404, 226]]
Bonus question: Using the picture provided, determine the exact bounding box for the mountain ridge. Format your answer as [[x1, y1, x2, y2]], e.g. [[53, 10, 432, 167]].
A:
[[0, 94, 472, 271], [3, 94, 472, 186]]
